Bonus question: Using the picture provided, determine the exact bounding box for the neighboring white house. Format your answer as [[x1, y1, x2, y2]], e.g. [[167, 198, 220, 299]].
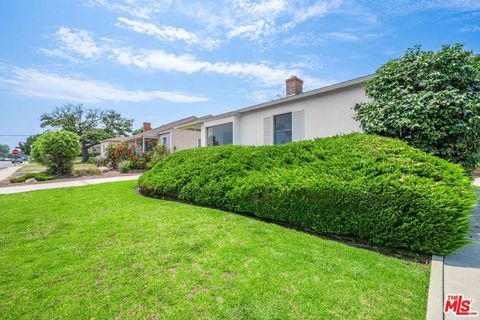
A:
[[98, 116, 204, 157], [98, 137, 127, 158], [179, 75, 372, 147]]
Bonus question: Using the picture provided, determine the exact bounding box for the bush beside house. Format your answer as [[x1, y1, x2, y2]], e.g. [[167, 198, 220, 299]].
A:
[[355, 44, 480, 171], [139, 133, 475, 255]]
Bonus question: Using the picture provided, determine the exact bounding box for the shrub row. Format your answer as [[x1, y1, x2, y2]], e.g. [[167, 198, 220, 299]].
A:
[[10, 173, 55, 183], [139, 133, 475, 255]]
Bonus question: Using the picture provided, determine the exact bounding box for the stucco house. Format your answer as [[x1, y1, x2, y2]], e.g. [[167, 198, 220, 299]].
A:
[[99, 116, 203, 157], [98, 136, 127, 158], [179, 75, 372, 147], [99, 75, 371, 156]]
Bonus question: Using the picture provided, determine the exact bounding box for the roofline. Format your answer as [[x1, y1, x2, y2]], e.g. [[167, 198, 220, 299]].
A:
[[175, 114, 213, 129], [205, 74, 373, 122], [123, 116, 199, 140]]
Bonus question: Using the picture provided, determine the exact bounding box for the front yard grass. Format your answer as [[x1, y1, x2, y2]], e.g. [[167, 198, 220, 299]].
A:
[[17, 162, 96, 173], [0, 181, 430, 319]]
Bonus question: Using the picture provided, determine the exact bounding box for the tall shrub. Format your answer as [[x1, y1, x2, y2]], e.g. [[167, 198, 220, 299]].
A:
[[355, 44, 480, 171], [139, 134, 475, 255], [106, 143, 137, 169], [31, 131, 81, 176]]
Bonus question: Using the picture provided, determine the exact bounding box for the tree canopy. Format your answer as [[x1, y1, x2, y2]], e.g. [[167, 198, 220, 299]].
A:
[[354, 44, 480, 171], [0, 144, 10, 157], [40, 104, 133, 162], [19, 134, 40, 155]]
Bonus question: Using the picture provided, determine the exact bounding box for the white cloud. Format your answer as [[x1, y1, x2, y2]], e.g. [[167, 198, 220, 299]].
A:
[[224, 0, 346, 41], [326, 32, 360, 42], [226, 0, 288, 40], [116, 17, 219, 49], [112, 47, 330, 87], [0, 67, 207, 103], [459, 24, 480, 32], [42, 26, 330, 89], [97, 0, 345, 43], [86, 0, 173, 19], [40, 27, 105, 63], [291, 1, 331, 24]]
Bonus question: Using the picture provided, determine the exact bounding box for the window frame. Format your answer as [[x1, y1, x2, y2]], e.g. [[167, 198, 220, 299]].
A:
[[273, 112, 293, 145], [206, 122, 233, 146]]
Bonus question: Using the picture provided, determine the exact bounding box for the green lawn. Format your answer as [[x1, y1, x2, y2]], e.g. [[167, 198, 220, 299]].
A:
[[0, 181, 430, 319], [17, 162, 96, 173]]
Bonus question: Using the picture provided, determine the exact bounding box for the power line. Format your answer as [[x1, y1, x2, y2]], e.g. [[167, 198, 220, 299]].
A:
[[0, 134, 35, 137]]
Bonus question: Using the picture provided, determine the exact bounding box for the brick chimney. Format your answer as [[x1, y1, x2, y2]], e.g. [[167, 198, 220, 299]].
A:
[[143, 122, 152, 132], [285, 76, 303, 96]]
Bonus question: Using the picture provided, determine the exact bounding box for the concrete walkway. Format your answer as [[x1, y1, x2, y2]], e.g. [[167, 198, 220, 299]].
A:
[[0, 175, 140, 195]]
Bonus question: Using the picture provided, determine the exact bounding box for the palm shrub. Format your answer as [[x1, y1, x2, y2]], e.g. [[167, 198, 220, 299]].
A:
[[139, 134, 475, 255], [31, 130, 81, 176]]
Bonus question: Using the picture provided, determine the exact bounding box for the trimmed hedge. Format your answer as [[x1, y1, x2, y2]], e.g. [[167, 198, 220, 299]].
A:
[[139, 133, 475, 255]]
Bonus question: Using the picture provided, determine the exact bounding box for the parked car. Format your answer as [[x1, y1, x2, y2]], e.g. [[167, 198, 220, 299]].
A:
[[11, 157, 23, 164], [0, 157, 5, 161]]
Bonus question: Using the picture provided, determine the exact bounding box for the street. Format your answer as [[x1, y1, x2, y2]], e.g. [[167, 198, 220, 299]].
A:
[[0, 160, 23, 169]]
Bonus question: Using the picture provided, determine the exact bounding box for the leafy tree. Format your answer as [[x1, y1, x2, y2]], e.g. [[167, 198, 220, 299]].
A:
[[132, 127, 144, 135], [40, 104, 133, 162], [31, 131, 81, 176], [0, 144, 9, 157], [355, 44, 480, 171], [19, 134, 40, 155]]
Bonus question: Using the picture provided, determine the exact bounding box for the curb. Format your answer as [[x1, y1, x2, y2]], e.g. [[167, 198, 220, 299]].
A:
[[426, 255, 444, 320]]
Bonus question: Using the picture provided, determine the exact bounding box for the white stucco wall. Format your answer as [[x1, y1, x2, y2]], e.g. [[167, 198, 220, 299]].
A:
[[158, 132, 171, 152], [172, 128, 201, 152], [199, 83, 369, 147], [238, 83, 369, 146]]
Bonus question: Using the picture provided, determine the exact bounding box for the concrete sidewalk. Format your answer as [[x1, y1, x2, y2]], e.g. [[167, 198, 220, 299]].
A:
[[0, 175, 140, 194], [443, 196, 480, 320], [427, 192, 480, 319]]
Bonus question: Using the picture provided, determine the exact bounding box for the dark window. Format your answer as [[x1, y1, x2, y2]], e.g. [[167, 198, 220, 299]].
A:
[[274, 113, 292, 145], [207, 122, 233, 146], [162, 137, 167, 145]]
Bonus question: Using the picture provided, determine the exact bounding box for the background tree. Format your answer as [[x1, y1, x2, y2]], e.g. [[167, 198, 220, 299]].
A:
[[0, 144, 10, 157], [40, 104, 133, 162], [19, 134, 40, 155], [132, 127, 144, 135], [31, 131, 81, 176], [355, 44, 480, 171]]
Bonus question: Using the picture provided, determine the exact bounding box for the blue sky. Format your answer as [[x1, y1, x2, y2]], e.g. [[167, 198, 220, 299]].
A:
[[0, 0, 479, 149]]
